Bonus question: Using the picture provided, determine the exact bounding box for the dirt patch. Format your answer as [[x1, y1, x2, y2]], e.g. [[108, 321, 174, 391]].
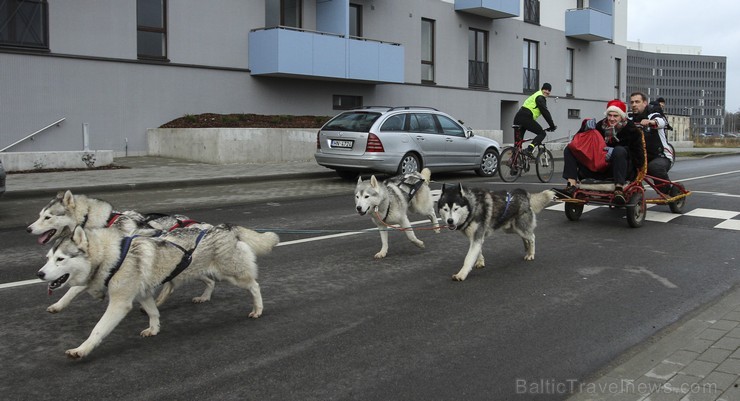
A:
[[161, 113, 333, 129]]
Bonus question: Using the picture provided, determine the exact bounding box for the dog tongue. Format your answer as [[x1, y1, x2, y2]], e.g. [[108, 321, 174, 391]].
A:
[[38, 231, 53, 245], [48, 284, 53, 296]]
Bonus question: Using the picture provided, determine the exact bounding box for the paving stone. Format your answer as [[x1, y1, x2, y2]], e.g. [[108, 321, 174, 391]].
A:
[[722, 311, 740, 322], [710, 320, 740, 331], [701, 371, 738, 391], [716, 358, 740, 375], [731, 349, 740, 359], [724, 328, 740, 339], [666, 350, 701, 366], [698, 329, 728, 342], [697, 348, 733, 364], [680, 360, 719, 378], [683, 339, 715, 354], [717, 382, 740, 401], [712, 337, 740, 351], [646, 362, 683, 380]]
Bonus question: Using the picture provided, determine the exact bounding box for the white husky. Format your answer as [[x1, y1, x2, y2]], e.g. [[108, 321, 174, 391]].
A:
[[27, 190, 216, 312], [354, 168, 439, 259], [37, 224, 279, 359]]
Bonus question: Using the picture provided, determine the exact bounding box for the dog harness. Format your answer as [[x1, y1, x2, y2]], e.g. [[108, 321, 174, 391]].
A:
[[168, 219, 200, 232], [106, 212, 123, 228], [160, 230, 208, 284], [103, 230, 208, 287], [104, 235, 140, 287], [378, 177, 426, 221], [493, 192, 513, 229]]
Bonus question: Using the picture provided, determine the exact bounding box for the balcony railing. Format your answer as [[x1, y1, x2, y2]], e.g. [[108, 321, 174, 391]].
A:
[[248, 26, 404, 83], [468, 60, 488, 89], [523, 68, 539, 92]]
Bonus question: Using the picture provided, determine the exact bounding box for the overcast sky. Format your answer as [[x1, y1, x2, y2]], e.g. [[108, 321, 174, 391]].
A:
[[626, 0, 739, 112]]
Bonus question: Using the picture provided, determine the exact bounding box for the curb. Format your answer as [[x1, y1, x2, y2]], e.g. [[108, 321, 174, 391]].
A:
[[2, 170, 337, 199]]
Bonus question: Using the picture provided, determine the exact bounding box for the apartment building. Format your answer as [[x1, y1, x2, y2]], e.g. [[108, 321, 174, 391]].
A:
[[1, 0, 628, 156], [626, 47, 727, 136]]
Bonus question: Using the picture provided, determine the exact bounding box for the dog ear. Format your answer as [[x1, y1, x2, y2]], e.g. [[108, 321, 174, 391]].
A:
[[63, 190, 75, 208], [357, 175, 363, 184], [71, 226, 88, 251], [441, 183, 447, 192], [370, 175, 378, 188], [458, 183, 464, 194]]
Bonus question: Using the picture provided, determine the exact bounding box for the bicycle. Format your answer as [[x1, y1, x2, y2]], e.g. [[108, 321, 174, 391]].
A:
[[498, 125, 555, 183]]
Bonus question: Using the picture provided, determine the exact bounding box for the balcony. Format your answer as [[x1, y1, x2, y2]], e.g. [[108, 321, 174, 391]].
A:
[[248, 27, 404, 83], [454, 0, 519, 19], [565, 8, 613, 41]]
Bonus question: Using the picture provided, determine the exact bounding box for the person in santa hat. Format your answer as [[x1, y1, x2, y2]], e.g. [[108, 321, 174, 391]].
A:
[[554, 99, 645, 204]]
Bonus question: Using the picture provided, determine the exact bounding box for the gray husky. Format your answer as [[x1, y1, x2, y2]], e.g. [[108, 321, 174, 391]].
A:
[[27, 190, 215, 312], [437, 184, 554, 281], [355, 168, 439, 259], [37, 224, 279, 359]]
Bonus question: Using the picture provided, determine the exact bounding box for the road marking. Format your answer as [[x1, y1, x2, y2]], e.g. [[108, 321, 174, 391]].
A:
[[674, 169, 740, 182], [683, 208, 739, 220], [0, 279, 43, 289], [624, 266, 678, 289]]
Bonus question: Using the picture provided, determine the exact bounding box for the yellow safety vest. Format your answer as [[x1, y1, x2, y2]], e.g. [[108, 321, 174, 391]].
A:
[[522, 90, 544, 120]]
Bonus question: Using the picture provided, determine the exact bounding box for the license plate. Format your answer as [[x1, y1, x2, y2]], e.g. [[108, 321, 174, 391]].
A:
[[331, 139, 354, 148]]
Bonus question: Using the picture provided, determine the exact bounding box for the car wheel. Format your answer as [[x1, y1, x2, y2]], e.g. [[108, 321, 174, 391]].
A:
[[397, 153, 421, 175], [475, 148, 499, 177], [335, 170, 359, 180]]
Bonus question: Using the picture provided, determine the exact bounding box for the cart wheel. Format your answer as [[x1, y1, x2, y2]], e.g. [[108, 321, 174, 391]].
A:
[[626, 192, 645, 228], [564, 202, 584, 221], [668, 185, 685, 214]]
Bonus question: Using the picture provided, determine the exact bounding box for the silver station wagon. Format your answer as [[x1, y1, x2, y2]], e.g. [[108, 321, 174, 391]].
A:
[[314, 107, 501, 179]]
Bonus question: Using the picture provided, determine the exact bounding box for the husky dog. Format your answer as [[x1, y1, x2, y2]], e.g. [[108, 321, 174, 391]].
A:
[[27, 190, 215, 312], [355, 168, 439, 259], [437, 184, 555, 281], [37, 224, 279, 359]]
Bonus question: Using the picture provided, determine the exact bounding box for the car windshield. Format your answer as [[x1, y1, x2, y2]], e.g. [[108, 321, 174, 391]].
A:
[[323, 112, 382, 132]]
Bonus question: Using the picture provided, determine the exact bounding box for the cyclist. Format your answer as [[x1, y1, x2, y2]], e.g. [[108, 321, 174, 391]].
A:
[[514, 82, 557, 157]]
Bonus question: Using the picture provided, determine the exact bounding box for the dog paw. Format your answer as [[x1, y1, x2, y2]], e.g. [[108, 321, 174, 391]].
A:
[[414, 240, 425, 249], [433, 228, 441, 234], [451, 274, 467, 281], [474, 262, 485, 269], [248, 310, 262, 318], [191, 296, 210, 304], [140, 327, 159, 337], [524, 254, 535, 261], [65, 348, 86, 359], [47, 304, 62, 313], [374, 251, 387, 259]]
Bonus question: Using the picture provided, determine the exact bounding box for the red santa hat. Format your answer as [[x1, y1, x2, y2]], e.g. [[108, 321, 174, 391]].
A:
[[605, 99, 627, 118]]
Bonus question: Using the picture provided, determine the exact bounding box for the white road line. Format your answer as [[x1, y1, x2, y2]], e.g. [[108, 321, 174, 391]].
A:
[[0, 279, 43, 289], [674, 169, 740, 182]]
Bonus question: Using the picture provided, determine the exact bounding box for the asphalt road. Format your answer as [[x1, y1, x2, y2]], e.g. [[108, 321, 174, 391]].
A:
[[1, 156, 739, 400]]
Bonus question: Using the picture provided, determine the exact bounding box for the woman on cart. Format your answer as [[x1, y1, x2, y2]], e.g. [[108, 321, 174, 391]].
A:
[[554, 99, 645, 204]]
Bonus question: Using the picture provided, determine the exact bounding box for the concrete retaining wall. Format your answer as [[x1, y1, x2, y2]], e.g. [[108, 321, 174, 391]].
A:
[[0, 151, 114, 172], [148, 128, 506, 164]]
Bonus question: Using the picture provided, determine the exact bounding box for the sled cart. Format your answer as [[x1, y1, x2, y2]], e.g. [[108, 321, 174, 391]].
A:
[[558, 135, 691, 228]]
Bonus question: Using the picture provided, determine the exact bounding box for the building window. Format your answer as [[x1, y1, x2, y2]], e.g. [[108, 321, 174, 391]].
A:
[[421, 18, 435, 84], [566, 48, 574, 97], [614, 57, 621, 99], [137, 0, 167, 60], [349, 4, 361, 37], [568, 109, 581, 119], [0, 0, 48, 49], [333, 95, 362, 110], [523, 39, 539, 92], [524, 0, 540, 25], [281, 0, 302, 28], [468, 28, 488, 89]]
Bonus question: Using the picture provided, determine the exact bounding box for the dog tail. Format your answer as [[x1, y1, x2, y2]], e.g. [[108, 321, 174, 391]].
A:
[[420, 168, 432, 184], [234, 226, 280, 256], [529, 190, 556, 214]]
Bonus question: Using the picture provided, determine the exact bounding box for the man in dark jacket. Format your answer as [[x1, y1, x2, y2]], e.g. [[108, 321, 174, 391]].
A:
[[629, 92, 672, 187], [514, 83, 557, 157], [555, 99, 645, 204]]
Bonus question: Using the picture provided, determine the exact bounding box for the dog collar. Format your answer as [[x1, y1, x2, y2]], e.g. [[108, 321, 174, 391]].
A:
[[106, 212, 123, 228], [168, 219, 200, 232]]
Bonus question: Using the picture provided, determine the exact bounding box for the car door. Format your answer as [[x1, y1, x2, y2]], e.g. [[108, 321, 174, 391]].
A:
[[436, 114, 479, 167], [409, 113, 446, 167]]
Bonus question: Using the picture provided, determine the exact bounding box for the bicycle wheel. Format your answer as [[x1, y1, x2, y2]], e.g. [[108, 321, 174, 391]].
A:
[[498, 147, 522, 182], [535, 148, 555, 183]]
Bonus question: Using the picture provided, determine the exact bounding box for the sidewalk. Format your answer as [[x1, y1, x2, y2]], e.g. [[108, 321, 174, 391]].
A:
[[569, 285, 740, 401]]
